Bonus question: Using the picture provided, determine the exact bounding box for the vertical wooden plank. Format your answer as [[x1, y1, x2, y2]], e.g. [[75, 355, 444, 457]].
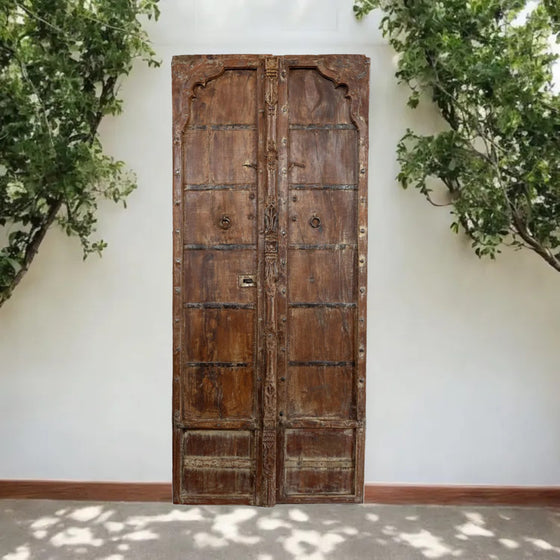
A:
[[354, 57, 370, 503], [276, 56, 289, 503], [261, 56, 279, 507], [255, 57, 267, 506]]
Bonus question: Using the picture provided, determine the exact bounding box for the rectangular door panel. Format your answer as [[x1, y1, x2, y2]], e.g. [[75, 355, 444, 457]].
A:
[[282, 428, 355, 497], [210, 130, 257, 184], [181, 430, 255, 500], [184, 308, 255, 363], [182, 365, 255, 421], [184, 250, 256, 304], [184, 191, 256, 245], [289, 307, 354, 362], [286, 365, 354, 419], [184, 130, 257, 186], [288, 249, 354, 302], [288, 190, 357, 245], [289, 129, 357, 185], [190, 69, 257, 126], [288, 68, 353, 125]]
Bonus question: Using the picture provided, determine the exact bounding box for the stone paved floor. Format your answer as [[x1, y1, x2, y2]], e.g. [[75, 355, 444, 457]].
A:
[[1, 499, 559, 559]]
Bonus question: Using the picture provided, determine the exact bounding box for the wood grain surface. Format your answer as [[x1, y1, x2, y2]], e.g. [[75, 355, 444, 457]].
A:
[[172, 54, 370, 506]]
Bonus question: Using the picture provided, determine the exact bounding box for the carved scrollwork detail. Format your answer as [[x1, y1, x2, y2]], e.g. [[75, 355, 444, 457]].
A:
[[264, 382, 276, 415], [265, 258, 278, 288], [172, 57, 226, 133], [266, 142, 278, 171], [314, 55, 370, 131], [265, 56, 279, 109], [262, 429, 276, 482], [264, 202, 278, 236]]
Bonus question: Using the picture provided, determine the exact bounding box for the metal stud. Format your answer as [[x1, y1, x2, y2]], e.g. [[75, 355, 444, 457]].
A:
[[360, 287, 366, 294]]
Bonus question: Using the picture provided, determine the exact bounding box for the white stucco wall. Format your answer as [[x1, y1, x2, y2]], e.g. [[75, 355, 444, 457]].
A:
[[1, 0, 559, 485]]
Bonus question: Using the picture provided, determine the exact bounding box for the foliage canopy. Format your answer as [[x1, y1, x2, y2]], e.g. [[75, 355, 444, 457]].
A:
[[0, 0, 159, 307], [355, 0, 560, 272]]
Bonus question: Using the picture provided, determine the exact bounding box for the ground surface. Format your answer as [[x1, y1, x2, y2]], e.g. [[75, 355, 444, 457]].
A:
[[1, 499, 559, 559]]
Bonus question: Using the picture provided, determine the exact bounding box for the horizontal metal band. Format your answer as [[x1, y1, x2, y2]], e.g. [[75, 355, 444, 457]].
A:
[[288, 361, 355, 367], [175, 419, 258, 430], [289, 124, 356, 130], [288, 244, 357, 250], [284, 458, 354, 469], [186, 124, 256, 131], [289, 184, 358, 191], [184, 303, 256, 310], [184, 244, 256, 251], [184, 184, 256, 191], [289, 302, 356, 309], [281, 419, 361, 429], [185, 362, 250, 368], [183, 457, 253, 470]]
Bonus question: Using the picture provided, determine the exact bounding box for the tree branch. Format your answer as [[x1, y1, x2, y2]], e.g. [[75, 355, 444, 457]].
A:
[[0, 199, 63, 308]]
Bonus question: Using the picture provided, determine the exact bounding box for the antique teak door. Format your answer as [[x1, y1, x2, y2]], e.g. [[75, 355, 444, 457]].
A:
[[172, 54, 369, 506]]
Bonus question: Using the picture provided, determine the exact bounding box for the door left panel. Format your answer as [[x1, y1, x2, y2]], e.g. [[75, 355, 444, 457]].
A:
[[174, 62, 261, 504]]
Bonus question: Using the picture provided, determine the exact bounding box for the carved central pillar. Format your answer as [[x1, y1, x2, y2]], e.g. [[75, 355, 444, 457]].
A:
[[262, 56, 279, 506]]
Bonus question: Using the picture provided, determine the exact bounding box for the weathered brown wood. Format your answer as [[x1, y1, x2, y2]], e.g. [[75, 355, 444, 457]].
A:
[[364, 484, 560, 506], [173, 54, 369, 506]]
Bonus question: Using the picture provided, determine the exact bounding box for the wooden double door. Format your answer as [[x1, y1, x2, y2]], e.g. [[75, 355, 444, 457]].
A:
[[172, 55, 369, 505]]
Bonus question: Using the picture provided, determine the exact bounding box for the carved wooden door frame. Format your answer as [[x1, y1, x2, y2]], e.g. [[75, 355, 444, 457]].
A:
[[172, 54, 369, 506]]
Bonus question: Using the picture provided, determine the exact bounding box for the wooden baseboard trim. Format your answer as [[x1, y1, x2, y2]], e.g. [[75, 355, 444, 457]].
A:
[[0, 480, 172, 502], [1, 481, 558, 506], [365, 484, 560, 507]]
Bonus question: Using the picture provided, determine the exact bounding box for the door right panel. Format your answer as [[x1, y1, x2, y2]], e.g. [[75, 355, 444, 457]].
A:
[[277, 59, 368, 503]]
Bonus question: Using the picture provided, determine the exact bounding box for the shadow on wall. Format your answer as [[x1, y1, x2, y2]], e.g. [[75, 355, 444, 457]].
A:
[[1, 500, 560, 559]]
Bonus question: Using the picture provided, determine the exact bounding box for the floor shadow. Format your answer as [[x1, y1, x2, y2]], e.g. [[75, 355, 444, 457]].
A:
[[1, 499, 560, 559]]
